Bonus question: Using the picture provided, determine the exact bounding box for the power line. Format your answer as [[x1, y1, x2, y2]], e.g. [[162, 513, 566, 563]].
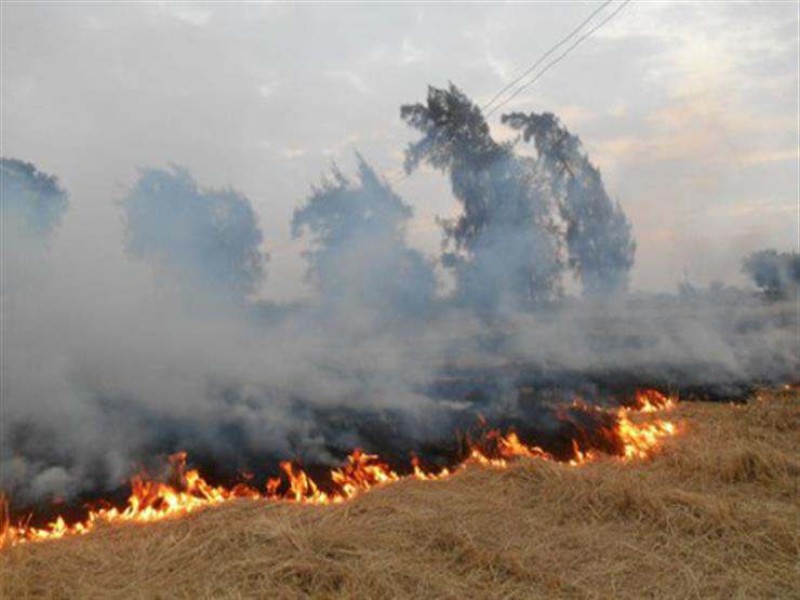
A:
[[481, 0, 614, 114], [486, 0, 630, 118], [388, 0, 631, 188]]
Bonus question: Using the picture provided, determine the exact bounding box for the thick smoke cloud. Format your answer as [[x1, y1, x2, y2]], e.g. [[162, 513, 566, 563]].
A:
[[1, 84, 797, 511], [0, 158, 454, 506], [123, 166, 266, 303]]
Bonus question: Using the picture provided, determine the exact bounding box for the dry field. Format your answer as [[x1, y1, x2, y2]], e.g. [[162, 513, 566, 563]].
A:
[[2, 389, 798, 599]]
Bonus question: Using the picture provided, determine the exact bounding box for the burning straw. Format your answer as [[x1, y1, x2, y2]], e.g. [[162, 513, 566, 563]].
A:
[[1, 390, 677, 548]]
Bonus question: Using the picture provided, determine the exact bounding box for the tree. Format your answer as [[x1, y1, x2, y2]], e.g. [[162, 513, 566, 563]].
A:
[[400, 84, 635, 308], [503, 112, 635, 296], [401, 84, 563, 310], [1, 158, 68, 235], [742, 250, 800, 299], [292, 155, 436, 314], [123, 166, 265, 300]]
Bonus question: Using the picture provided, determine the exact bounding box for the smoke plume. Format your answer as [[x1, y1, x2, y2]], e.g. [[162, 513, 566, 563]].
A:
[[1, 86, 797, 509]]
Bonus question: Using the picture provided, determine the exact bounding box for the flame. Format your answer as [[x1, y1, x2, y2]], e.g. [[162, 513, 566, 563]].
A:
[[617, 409, 676, 460], [1, 389, 677, 548], [631, 388, 675, 412]]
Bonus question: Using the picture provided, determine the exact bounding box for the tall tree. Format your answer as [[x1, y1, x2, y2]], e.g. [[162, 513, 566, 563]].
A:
[[123, 166, 265, 301], [401, 84, 563, 310], [503, 112, 635, 296], [292, 155, 436, 314]]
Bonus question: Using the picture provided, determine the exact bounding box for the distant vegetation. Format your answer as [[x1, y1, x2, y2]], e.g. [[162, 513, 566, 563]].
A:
[[292, 155, 436, 314], [401, 84, 635, 310], [122, 166, 265, 302], [0, 158, 68, 236], [742, 249, 800, 299]]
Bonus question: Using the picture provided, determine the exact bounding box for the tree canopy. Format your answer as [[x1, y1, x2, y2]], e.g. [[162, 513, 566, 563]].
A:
[[401, 84, 635, 309], [742, 249, 799, 299], [123, 166, 265, 300], [1, 158, 69, 236], [292, 155, 436, 314], [503, 112, 635, 296]]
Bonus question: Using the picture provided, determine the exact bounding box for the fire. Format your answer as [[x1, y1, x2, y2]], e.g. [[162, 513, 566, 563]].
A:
[[617, 410, 676, 460], [1, 389, 677, 548], [631, 388, 675, 412]]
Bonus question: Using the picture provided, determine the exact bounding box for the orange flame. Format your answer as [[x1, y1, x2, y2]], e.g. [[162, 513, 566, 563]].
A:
[[0, 389, 678, 548], [631, 388, 675, 412]]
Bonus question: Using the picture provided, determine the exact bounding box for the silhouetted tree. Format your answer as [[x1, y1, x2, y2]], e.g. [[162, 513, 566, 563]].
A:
[[742, 249, 800, 298], [292, 155, 436, 313], [123, 166, 265, 300], [503, 112, 635, 296], [401, 84, 563, 310], [401, 85, 635, 308], [1, 158, 68, 235]]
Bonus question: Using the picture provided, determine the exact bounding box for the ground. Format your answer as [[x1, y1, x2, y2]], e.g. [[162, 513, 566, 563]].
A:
[[2, 389, 798, 599]]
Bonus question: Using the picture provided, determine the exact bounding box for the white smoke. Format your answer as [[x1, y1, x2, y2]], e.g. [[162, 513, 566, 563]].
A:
[[1, 141, 797, 507]]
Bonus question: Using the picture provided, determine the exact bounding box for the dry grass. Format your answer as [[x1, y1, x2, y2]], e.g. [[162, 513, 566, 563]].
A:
[[2, 389, 798, 599]]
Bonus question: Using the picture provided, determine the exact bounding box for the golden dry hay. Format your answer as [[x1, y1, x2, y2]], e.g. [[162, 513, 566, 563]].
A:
[[2, 389, 798, 599]]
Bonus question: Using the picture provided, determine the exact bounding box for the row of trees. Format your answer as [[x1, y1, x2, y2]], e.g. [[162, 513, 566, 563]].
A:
[[3, 85, 794, 307], [293, 84, 636, 313]]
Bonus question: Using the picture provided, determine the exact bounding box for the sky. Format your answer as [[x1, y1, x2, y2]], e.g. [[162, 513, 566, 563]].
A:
[[2, 1, 798, 300]]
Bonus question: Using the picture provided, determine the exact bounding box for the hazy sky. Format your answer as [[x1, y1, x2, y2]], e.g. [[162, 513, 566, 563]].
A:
[[2, 1, 798, 299]]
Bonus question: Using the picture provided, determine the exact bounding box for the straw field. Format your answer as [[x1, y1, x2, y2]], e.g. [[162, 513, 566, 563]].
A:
[[2, 388, 798, 599]]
